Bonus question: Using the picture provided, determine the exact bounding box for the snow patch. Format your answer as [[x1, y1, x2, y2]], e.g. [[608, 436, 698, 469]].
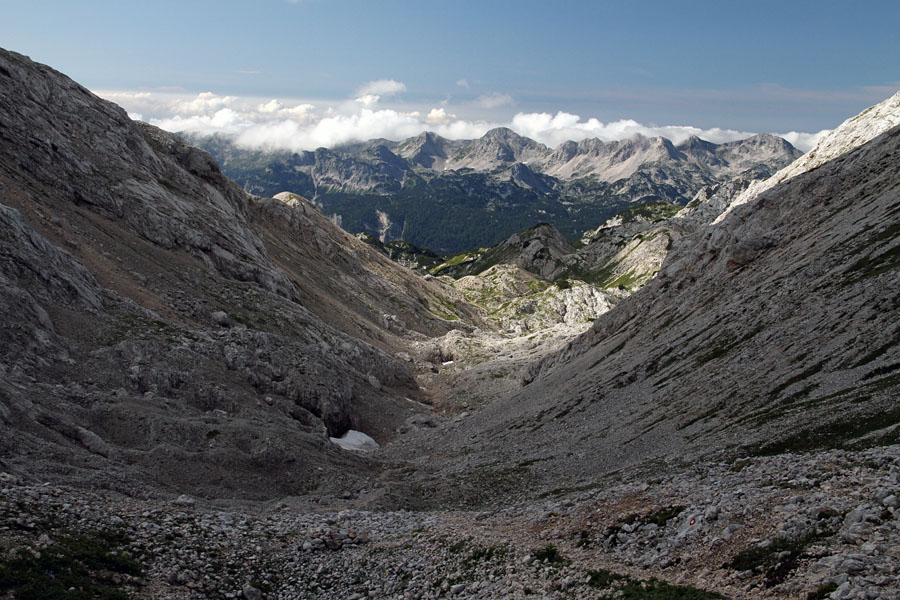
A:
[[329, 430, 380, 452]]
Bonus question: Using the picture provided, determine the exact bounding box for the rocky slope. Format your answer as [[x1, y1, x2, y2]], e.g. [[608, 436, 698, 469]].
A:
[[438, 127, 549, 172], [386, 118, 900, 508], [3, 443, 899, 599], [540, 132, 797, 183], [430, 223, 576, 280], [0, 47, 481, 500]]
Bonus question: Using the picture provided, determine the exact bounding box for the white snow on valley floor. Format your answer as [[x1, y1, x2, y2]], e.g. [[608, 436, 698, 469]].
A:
[[329, 430, 380, 451]]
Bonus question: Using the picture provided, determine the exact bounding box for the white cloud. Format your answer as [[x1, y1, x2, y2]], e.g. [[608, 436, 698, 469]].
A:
[[152, 108, 253, 137], [775, 129, 831, 152], [354, 94, 381, 106], [174, 91, 237, 115], [508, 111, 764, 148], [258, 99, 283, 113], [280, 104, 315, 120], [473, 92, 514, 109], [256, 99, 315, 122], [352, 80, 406, 106], [96, 88, 825, 153], [426, 108, 454, 126], [104, 91, 151, 100], [232, 108, 431, 151], [356, 79, 406, 97], [456, 79, 470, 89]]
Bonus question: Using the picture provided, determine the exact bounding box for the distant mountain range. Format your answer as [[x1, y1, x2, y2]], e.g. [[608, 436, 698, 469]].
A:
[[188, 128, 801, 253]]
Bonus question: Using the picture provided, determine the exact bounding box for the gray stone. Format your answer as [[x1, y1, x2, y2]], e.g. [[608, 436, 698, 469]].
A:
[[844, 506, 868, 527], [241, 583, 263, 600], [211, 311, 231, 327], [839, 557, 866, 574], [721, 524, 744, 541]]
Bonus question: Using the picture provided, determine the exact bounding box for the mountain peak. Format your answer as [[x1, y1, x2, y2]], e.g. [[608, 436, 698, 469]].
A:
[[482, 126, 520, 140], [737, 132, 795, 150], [678, 135, 717, 153]]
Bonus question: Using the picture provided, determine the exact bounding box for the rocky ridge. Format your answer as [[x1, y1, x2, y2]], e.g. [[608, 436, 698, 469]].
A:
[[427, 201, 686, 297], [715, 90, 900, 223]]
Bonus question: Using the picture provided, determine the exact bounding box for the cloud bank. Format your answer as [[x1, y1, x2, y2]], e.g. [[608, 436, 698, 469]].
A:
[[97, 84, 828, 153]]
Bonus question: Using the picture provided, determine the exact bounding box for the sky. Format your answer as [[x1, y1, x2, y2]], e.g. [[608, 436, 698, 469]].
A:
[[2, 0, 898, 152]]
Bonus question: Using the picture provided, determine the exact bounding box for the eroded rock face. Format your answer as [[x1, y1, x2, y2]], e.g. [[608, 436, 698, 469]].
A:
[[0, 51, 299, 300], [676, 177, 752, 225]]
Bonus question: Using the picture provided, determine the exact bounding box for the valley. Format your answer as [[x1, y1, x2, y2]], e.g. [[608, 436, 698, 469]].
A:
[[0, 47, 898, 599]]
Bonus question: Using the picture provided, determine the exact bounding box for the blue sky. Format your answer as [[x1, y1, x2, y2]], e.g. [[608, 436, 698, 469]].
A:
[[3, 0, 897, 150]]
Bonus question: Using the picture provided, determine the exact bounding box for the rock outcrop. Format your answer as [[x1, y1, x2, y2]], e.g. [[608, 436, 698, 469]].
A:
[[432, 223, 575, 280]]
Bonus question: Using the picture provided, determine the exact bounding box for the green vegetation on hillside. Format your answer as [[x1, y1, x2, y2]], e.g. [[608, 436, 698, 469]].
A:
[[616, 200, 682, 223], [0, 529, 142, 600]]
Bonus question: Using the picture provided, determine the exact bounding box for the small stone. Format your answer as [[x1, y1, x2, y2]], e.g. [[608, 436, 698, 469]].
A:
[[831, 581, 852, 600], [241, 583, 263, 600], [839, 557, 866, 574], [367, 374, 381, 390], [721, 524, 744, 540], [844, 506, 867, 526], [450, 583, 465, 595]]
